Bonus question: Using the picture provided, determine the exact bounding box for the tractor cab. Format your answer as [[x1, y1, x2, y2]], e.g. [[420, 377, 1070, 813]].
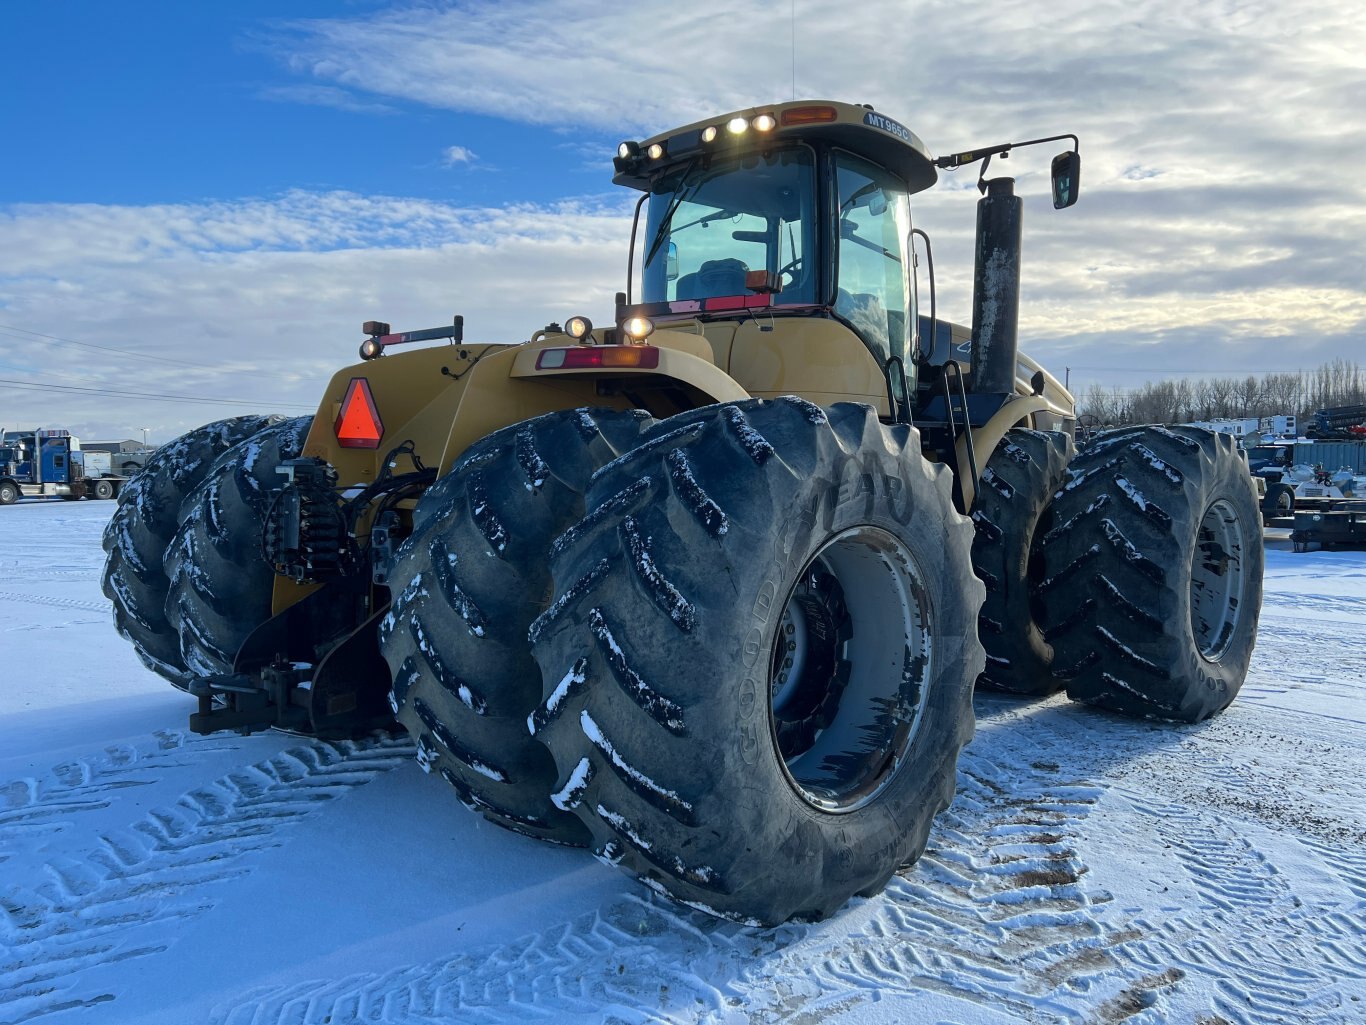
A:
[[613, 100, 1078, 445], [616, 101, 937, 408]]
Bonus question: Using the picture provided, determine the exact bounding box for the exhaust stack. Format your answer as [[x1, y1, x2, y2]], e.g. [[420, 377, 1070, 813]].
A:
[[970, 177, 1023, 397]]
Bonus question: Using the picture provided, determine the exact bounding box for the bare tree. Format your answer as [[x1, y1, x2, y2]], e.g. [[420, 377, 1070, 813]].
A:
[[1074, 359, 1360, 430], [1260, 373, 1300, 417]]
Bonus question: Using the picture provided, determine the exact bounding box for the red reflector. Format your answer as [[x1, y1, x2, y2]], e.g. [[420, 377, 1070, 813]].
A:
[[781, 105, 838, 126], [535, 345, 660, 370], [334, 377, 383, 449]]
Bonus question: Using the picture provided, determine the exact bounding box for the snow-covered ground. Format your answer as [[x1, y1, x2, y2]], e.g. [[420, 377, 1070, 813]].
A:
[[2, 500, 1363, 1025]]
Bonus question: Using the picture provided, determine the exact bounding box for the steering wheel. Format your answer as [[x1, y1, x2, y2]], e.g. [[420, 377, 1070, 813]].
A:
[[777, 256, 804, 287]]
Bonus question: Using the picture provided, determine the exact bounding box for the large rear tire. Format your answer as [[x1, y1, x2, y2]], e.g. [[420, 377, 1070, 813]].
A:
[[101, 415, 287, 688], [1036, 425, 1263, 722], [970, 428, 1073, 694], [163, 417, 313, 678], [379, 408, 653, 845], [529, 399, 983, 924]]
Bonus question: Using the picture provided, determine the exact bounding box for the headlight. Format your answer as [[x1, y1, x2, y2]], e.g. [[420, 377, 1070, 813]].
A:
[[752, 113, 777, 132], [566, 315, 593, 341], [647, 142, 666, 160], [359, 337, 384, 360], [622, 316, 655, 341], [701, 125, 718, 143], [726, 116, 748, 135]]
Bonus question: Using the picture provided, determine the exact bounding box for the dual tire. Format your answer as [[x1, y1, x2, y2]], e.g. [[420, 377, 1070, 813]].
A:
[[102, 416, 311, 688], [1035, 425, 1263, 722], [377, 408, 654, 844], [526, 399, 983, 924], [969, 428, 1073, 694]]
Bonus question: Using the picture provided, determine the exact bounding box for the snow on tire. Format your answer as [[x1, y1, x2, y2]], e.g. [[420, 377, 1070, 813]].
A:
[[379, 408, 653, 845], [528, 399, 984, 925], [101, 414, 287, 689], [1036, 425, 1263, 722], [163, 416, 313, 678], [970, 428, 1073, 694]]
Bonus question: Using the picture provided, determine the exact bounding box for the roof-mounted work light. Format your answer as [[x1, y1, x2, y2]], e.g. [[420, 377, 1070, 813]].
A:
[[565, 315, 594, 342]]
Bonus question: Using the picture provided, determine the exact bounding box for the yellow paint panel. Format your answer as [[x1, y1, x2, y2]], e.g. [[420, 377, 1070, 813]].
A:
[[728, 318, 889, 415]]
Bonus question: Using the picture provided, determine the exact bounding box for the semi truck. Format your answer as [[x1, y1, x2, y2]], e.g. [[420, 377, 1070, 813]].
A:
[[0, 428, 133, 504]]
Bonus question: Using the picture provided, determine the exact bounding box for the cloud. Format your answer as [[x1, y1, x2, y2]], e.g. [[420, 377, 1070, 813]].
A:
[[0, 192, 632, 441], [441, 144, 477, 166], [3, 0, 1364, 440], [250, 0, 1365, 397], [257, 83, 397, 115]]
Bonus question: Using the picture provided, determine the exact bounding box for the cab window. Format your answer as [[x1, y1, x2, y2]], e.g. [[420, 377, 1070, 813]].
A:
[[641, 147, 816, 304], [833, 152, 913, 363]]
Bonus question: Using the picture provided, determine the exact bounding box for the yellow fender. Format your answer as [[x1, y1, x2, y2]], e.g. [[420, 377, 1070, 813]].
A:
[[958, 395, 1070, 512]]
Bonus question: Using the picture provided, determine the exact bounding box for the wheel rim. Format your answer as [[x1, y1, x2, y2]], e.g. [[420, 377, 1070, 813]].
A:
[[769, 526, 934, 813], [1190, 499, 1248, 661]]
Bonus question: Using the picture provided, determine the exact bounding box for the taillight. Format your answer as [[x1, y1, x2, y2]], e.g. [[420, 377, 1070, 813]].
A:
[[535, 345, 661, 370], [334, 377, 384, 449]]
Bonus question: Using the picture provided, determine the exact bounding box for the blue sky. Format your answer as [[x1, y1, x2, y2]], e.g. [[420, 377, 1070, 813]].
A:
[[1, 1, 1363, 442], [4, 1, 609, 208]]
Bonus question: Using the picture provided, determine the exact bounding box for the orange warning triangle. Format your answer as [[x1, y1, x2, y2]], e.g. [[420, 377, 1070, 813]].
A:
[[334, 377, 384, 449]]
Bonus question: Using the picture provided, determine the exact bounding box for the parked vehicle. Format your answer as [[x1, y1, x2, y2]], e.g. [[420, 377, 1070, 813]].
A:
[[1308, 404, 1366, 440], [1293, 501, 1366, 551], [0, 428, 133, 504], [102, 100, 1264, 925], [77, 449, 135, 500]]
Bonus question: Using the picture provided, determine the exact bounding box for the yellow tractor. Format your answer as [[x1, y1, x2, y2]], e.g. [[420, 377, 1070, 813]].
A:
[[103, 100, 1263, 925]]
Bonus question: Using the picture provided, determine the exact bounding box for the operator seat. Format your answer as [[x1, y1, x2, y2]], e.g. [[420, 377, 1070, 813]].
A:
[[676, 258, 749, 300]]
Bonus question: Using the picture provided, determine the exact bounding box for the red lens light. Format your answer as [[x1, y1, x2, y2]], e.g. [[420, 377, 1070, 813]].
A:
[[535, 345, 660, 370]]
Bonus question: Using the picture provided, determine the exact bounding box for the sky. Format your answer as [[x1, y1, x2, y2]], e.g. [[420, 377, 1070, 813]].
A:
[[1, 0, 1363, 443]]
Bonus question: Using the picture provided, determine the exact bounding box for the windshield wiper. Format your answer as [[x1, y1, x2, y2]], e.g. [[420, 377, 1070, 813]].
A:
[[839, 219, 901, 263], [643, 158, 700, 270]]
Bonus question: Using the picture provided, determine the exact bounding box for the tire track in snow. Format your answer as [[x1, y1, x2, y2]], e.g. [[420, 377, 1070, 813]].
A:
[[0, 734, 412, 1025], [1296, 835, 1366, 905], [1120, 913, 1364, 1024], [0, 591, 110, 614], [0, 729, 241, 847], [210, 698, 1149, 1025], [1260, 590, 1366, 621], [1063, 720, 1366, 1023], [0, 568, 97, 581]]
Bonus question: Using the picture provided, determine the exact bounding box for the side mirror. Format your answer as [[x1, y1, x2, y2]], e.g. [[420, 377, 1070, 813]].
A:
[[666, 241, 679, 282], [1051, 151, 1080, 209]]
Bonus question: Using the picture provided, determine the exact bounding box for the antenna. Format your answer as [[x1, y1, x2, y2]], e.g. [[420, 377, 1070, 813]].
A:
[[791, 0, 796, 99]]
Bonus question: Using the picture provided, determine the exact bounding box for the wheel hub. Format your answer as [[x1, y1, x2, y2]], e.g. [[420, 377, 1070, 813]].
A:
[[770, 573, 850, 755], [768, 526, 934, 813], [1190, 499, 1247, 661]]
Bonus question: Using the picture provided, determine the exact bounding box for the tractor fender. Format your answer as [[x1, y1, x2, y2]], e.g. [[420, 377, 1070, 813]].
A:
[[958, 395, 1066, 512], [438, 334, 749, 474]]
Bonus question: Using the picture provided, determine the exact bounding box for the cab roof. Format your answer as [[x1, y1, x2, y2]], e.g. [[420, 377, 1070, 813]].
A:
[[612, 100, 938, 194]]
